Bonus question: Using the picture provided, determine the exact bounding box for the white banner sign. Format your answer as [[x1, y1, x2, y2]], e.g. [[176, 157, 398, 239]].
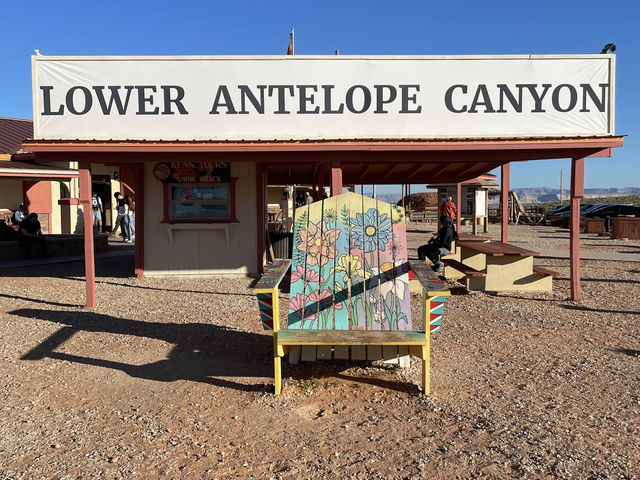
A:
[[32, 55, 615, 141]]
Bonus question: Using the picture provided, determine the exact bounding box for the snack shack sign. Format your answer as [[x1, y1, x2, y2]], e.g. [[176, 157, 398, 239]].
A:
[[32, 55, 615, 141]]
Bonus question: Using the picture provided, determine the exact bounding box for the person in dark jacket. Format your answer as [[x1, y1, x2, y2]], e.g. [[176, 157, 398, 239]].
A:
[[417, 216, 453, 272], [18, 213, 48, 259]]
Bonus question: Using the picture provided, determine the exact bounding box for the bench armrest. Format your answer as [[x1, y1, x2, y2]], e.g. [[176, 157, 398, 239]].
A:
[[254, 259, 292, 331], [408, 260, 450, 297], [409, 260, 450, 334]]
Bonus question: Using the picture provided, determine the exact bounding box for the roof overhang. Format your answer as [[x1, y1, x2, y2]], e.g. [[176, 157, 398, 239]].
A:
[[0, 160, 78, 179], [21, 135, 624, 185]]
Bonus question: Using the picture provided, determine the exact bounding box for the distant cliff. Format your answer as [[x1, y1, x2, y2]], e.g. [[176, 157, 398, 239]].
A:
[[513, 187, 640, 203]]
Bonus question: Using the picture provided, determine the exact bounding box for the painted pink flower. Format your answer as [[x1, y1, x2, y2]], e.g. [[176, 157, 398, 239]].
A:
[[309, 290, 343, 311], [290, 265, 322, 284], [289, 293, 316, 321]]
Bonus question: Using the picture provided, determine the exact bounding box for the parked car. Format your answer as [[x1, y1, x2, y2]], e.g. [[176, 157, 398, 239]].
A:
[[548, 204, 596, 225], [583, 204, 639, 218], [546, 204, 570, 217]]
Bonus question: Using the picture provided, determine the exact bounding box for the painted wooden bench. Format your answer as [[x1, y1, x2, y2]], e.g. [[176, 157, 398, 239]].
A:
[[254, 192, 450, 395]]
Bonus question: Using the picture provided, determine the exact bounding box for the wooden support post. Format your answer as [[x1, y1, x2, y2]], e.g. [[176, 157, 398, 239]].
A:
[[472, 188, 478, 235], [501, 163, 510, 243], [317, 163, 325, 200], [256, 164, 265, 274], [330, 160, 342, 196], [484, 189, 489, 233], [79, 163, 96, 308], [455, 182, 462, 233], [570, 157, 585, 301], [134, 164, 144, 278]]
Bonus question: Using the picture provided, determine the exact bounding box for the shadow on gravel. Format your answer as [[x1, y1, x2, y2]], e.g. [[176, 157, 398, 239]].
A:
[[11, 308, 272, 392], [580, 277, 640, 284], [288, 362, 421, 395], [563, 304, 639, 315], [609, 348, 640, 357], [0, 292, 81, 308]]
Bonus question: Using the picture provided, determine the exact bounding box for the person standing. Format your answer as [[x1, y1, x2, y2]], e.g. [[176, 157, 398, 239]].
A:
[[112, 191, 129, 240], [304, 192, 313, 205], [440, 196, 457, 224], [417, 216, 454, 273], [124, 194, 135, 241], [13, 204, 28, 225], [440, 196, 459, 238], [92, 192, 103, 231]]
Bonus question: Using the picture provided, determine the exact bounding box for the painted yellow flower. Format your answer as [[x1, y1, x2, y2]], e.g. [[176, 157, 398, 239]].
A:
[[331, 254, 371, 285]]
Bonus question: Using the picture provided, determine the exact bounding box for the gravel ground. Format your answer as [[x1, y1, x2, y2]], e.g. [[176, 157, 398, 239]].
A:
[[1, 224, 639, 479], [406, 222, 640, 255]]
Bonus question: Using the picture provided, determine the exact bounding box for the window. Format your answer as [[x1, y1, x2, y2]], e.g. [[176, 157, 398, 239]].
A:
[[163, 179, 237, 223]]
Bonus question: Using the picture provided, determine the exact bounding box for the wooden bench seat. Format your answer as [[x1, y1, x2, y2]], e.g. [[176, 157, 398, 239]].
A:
[[532, 265, 562, 277], [277, 330, 428, 346], [442, 258, 486, 277]]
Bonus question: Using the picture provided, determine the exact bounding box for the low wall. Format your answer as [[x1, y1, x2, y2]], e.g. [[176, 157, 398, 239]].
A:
[[0, 233, 109, 261], [611, 217, 640, 239]]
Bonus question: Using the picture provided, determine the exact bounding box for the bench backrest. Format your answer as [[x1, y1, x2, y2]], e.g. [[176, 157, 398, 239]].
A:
[[288, 192, 411, 331]]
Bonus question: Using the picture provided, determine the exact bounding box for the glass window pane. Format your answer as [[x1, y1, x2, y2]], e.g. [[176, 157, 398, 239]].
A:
[[171, 202, 199, 218], [173, 186, 194, 201], [200, 204, 228, 218], [191, 185, 228, 200]]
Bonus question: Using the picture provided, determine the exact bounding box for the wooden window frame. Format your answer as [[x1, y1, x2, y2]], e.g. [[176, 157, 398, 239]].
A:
[[162, 177, 239, 224]]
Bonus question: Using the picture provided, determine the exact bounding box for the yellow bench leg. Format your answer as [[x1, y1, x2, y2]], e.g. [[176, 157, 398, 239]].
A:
[[274, 354, 282, 395], [422, 356, 430, 396]]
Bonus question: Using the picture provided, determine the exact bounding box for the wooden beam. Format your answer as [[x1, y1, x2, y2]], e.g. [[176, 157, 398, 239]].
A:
[[383, 164, 401, 179], [78, 163, 96, 308], [453, 163, 480, 182], [570, 156, 585, 301], [134, 164, 144, 278], [256, 164, 265, 274], [455, 182, 462, 233], [501, 163, 510, 243], [408, 163, 429, 179], [330, 159, 343, 196], [428, 163, 450, 179], [360, 164, 372, 179]]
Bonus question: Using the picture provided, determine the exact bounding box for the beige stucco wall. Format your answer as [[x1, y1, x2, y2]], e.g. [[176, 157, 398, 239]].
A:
[[144, 162, 258, 276], [0, 178, 24, 212], [49, 181, 62, 234]]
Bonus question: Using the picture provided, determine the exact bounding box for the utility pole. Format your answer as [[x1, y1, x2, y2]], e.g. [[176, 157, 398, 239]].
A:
[[560, 169, 563, 204]]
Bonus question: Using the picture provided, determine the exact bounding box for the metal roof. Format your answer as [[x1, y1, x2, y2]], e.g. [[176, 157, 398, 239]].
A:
[[0, 160, 78, 179], [0, 117, 33, 154]]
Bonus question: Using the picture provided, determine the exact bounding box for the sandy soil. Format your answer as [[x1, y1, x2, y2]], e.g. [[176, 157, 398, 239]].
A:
[[1, 225, 639, 479]]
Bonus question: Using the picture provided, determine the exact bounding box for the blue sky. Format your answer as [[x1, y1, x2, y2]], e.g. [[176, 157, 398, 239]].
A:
[[1, 0, 637, 192]]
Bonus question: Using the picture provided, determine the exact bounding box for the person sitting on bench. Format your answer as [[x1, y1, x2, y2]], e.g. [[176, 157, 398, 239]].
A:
[[18, 213, 49, 259], [418, 216, 454, 273]]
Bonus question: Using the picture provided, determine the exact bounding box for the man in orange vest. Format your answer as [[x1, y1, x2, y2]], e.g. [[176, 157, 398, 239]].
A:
[[440, 196, 456, 221], [440, 197, 459, 238]]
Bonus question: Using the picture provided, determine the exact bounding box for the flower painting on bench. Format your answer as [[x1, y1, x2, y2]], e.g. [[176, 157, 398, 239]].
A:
[[288, 193, 410, 332]]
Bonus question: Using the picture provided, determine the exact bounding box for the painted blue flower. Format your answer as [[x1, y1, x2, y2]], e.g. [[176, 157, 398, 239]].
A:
[[351, 208, 392, 253]]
